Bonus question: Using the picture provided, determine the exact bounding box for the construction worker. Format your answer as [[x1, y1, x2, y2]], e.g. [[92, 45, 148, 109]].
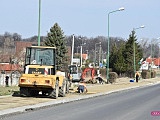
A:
[[96, 74, 104, 84], [135, 71, 140, 83], [77, 80, 88, 93], [67, 72, 72, 88], [67, 72, 72, 82]]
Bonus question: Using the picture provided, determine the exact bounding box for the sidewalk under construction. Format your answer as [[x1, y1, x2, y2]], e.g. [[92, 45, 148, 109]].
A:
[[0, 77, 160, 116]]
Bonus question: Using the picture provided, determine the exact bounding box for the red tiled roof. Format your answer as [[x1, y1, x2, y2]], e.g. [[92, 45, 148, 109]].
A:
[[0, 64, 20, 71], [146, 58, 160, 66]]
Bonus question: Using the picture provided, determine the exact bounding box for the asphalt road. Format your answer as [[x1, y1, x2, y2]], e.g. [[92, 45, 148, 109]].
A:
[[1, 84, 160, 120]]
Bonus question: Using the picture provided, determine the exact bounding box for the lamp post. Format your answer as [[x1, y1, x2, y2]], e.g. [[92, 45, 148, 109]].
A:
[[86, 50, 89, 59], [71, 34, 74, 65], [80, 43, 86, 68], [80, 45, 83, 68], [99, 43, 102, 67], [102, 51, 106, 65], [133, 25, 145, 74], [94, 42, 101, 67], [77, 46, 80, 54], [106, 7, 124, 83], [38, 0, 41, 46], [79, 37, 86, 68]]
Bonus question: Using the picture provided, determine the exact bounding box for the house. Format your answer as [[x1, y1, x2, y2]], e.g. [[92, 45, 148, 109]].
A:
[[0, 63, 21, 74]]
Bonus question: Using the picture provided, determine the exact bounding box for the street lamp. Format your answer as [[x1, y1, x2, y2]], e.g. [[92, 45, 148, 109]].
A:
[[106, 7, 125, 83], [99, 43, 102, 67], [79, 37, 86, 68], [102, 51, 106, 64], [94, 42, 101, 67], [38, 0, 41, 46], [77, 46, 80, 54], [71, 34, 74, 65], [133, 25, 145, 74], [86, 50, 89, 59]]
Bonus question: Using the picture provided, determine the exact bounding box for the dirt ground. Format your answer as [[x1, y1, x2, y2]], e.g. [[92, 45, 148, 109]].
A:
[[73, 77, 160, 94]]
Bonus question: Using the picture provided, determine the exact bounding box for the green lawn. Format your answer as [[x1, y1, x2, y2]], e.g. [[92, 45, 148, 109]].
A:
[[0, 86, 19, 96]]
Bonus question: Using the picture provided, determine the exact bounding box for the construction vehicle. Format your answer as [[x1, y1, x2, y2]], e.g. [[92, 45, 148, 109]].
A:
[[68, 64, 82, 82], [81, 68, 96, 83], [18, 46, 69, 99]]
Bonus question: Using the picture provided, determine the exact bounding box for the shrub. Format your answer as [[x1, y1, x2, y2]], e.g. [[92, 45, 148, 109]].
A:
[[141, 70, 150, 79], [108, 72, 118, 83], [151, 70, 156, 78], [141, 70, 156, 79]]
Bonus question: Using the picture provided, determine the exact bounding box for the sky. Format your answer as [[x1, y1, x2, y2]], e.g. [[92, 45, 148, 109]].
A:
[[0, 0, 160, 40]]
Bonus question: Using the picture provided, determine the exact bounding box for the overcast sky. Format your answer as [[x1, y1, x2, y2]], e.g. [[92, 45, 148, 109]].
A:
[[0, 0, 159, 40]]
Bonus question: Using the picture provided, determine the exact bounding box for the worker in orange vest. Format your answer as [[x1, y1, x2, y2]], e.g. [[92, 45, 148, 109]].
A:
[[135, 71, 140, 83], [77, 80, 88, 93]]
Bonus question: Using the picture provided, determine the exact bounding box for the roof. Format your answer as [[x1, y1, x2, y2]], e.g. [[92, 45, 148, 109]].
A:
[[0, 64, 21, 71], [146, 58, 160, 66]]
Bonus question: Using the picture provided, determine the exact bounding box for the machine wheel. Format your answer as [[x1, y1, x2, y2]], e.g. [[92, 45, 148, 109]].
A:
[[42, 91, 47, 96], [30, 90, 39, 96], [59, 80, 66, 97], [49, 79, 59, 99], [20, 87, 31, 97]]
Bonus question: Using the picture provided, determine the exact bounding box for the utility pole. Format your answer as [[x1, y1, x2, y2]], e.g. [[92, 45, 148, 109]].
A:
[[71, 34, 74, 65], [38, 0, 41, 46]]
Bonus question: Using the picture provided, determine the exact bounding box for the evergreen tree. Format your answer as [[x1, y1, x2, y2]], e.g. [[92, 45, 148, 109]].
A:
[[113, 43, 126, 75], [109, 43, 117, 69], [124, 31, 135, 75], [124, 30, 143, 77], [110, 42, 126, 76], [44, 23, 68, 70]]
